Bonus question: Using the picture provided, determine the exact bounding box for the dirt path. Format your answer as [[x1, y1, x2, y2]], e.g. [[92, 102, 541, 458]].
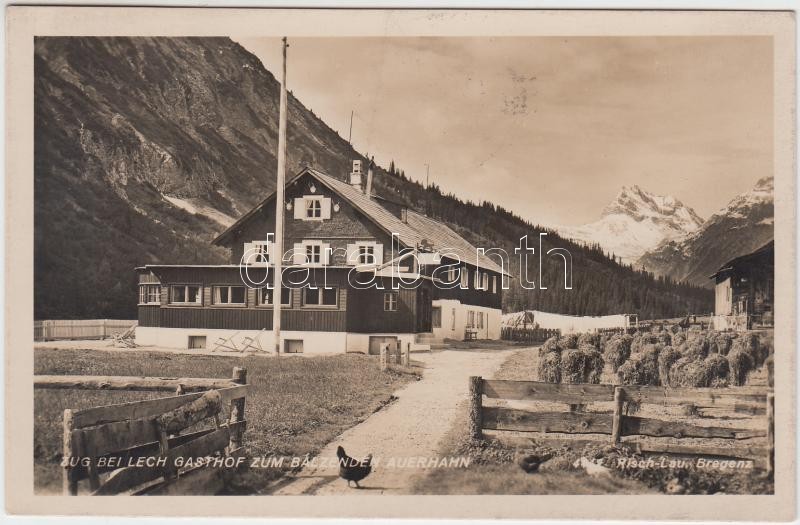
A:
[[270, 347, 518, 495]]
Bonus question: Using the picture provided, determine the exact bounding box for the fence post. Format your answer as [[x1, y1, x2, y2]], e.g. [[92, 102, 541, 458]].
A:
[[62, 409, 78, 495], [468, 376, 483, 441], [403, 342, 411, 367], [767, 392, 774, 477], [229, 367, 247, 451], [380, 346, 388, 371], [611, 386, 624, 445]]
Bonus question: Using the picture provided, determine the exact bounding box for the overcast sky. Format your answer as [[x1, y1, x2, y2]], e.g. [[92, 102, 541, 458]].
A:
[[237, 36, 772, 227]]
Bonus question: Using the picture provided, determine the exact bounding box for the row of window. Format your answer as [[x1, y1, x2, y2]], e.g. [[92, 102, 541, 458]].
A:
[[243, 240, 382, 266], [431, 307, 484, 330], [140, 284, 402, 312], [139, 284, 335, 308]]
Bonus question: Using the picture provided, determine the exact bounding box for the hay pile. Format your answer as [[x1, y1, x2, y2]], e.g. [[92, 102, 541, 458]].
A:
[[630, 333, 660, 354], [726, 333, 764, 386], [560, 334, 579, 350], [537, 336, 563, 383], [618, 344, 661, 386], [657, 346, 681, 387], [602, 333, 633, 372], [560, 344, 604, 384], [669, 353, 730, 388], [708, 332, 735, 356]]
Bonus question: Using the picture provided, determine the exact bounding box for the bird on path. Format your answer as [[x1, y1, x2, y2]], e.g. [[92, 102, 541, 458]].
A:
[[336, 445, 373, 488]]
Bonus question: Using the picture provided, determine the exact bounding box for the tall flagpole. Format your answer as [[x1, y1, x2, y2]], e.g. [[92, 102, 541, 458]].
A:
[[272, 37, 288, 355]]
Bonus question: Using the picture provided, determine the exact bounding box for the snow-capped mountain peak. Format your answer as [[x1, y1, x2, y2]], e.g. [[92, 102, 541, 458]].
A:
[[636, 176, 774, 287], [555, 186, 704, 264]]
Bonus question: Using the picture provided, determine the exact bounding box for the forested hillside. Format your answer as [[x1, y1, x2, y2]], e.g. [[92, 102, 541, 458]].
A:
[[34, 37, 712, 319]]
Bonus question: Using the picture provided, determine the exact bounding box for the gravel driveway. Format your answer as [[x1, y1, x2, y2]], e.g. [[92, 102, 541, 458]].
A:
[[271, 347, 516, 495]]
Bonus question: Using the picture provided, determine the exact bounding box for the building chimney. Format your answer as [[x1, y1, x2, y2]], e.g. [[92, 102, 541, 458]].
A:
[[401, 207, 408, 223], [349, 160, 362, 189], [365, 157, 374, 197]]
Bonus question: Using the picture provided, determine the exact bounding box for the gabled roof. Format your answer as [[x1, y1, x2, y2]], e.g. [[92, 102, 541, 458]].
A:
[[709, 240, 774, 279], [213, 166, 507, 275]]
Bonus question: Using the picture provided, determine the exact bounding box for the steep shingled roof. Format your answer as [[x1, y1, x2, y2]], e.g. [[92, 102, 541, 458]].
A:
[[214, 167, 507, 275]]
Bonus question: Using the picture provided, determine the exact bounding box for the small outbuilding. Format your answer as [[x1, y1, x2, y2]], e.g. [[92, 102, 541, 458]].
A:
[[710, 240, 774, 331]]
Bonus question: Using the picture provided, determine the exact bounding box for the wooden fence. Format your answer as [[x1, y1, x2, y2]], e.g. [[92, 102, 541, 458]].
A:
[[469, 377, 774, 474], [35, 367, 248, 495], [34, 319, 137, 341], [501, 327, 561, 344]]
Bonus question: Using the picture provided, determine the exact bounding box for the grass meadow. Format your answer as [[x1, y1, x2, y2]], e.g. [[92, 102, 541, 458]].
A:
[[34, 347, 413, 494]]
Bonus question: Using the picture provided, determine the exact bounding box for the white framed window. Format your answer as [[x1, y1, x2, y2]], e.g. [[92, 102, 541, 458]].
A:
[[212, 285, 246, 305], [460, 267, 469, 289], [358, 245, 375, 265], [242, 240, 273, 265], [482, 273, 489, 291], [138, 284, 160, 305], [347, 241, 383, 266], [384, 292, 398, 312], [474, 269, 481, 289], [477, 311, 485, 329], [294, 196, 331, 221], [306, 244, 322, 264], [446, 266, 458, 284], [306, 198, 322, 218], [256, 287, 291, 307], [303, 286, 338, 307], [492, 275, 498, 293], [467, 310, 476, 328], [170, 284, 202, 305], [293, 241, 330, 266]]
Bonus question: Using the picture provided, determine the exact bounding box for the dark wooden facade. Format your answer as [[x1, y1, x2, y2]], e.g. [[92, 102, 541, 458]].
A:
[[711, 241, 774, 326], [138, 268, 433, 334], [137, 167, 505, 337]]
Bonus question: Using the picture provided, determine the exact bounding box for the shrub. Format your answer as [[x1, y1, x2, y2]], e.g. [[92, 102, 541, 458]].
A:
[[538, 351, 561, 383], [671, 331, 686, 347], [603, 334, 632, 372], [657, 346, 681, 387], [561, 347, 604, 384]]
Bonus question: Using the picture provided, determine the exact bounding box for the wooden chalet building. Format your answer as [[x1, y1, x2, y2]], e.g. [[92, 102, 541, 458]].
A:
[[136, 161, 508, 353], [710, 240, 774, 331]]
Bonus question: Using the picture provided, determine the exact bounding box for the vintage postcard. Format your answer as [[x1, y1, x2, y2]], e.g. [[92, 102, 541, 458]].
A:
[[4, 6, 796, 521]]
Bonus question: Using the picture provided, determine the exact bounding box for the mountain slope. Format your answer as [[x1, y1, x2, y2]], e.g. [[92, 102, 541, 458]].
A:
[[556, 186, 704, 264], [34, 37, 713, 319], [637, 177, 774, 287]]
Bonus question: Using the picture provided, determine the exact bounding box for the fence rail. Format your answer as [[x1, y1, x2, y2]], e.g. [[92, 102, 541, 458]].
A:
[[34, 319, 137, 341], [36, 367, 247, 495], [469, 377, 774, 474], [500, 327, 561, 344]]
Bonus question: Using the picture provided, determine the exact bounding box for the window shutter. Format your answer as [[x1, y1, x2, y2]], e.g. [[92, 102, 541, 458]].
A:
[[346, 243, 357, 265], [293, 198, 304, 220], [322, 243, 331, 265], [321, 197, 332, 219], [372, 243, 384, 265], [292, 242, 305, 265]]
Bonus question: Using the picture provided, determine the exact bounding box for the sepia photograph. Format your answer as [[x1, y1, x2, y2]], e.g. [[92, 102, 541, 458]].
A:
[[4, 6, 796, 521]]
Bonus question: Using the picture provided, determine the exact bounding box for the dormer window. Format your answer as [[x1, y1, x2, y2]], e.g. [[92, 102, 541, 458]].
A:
[[306, 198, 322, 218], [293, 195, 331, 221]]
